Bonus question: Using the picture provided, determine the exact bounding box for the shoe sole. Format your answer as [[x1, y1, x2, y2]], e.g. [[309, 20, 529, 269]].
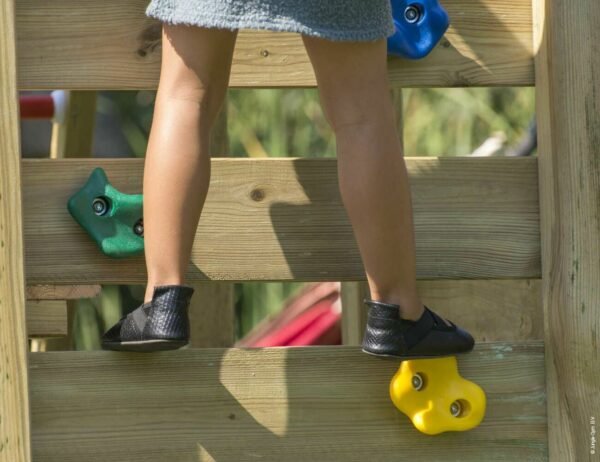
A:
[[361, 348, 473, 361], [102, 339, 188, 352]]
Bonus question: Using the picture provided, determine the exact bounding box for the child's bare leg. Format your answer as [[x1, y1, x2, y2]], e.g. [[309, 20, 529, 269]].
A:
[[143, 24, 238, 303], [301, 34, 444, 322]]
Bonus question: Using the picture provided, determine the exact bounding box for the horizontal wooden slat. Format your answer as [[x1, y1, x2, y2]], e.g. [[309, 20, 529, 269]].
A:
[[26, 300, 67, 337], [343, 278, 543, 345], [22, 157, 540, 284], [30, 342, 546, 461], [16, 0, 533, 89], [419, 278, 543, 341], [26, 284, 101, 300]]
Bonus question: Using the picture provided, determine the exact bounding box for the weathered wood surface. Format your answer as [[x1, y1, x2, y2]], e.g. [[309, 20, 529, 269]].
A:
[[15, 0, 533, 89], [26, 284, 101, 300], [26, 301, 67, 337], [187, 94, 235, 349], [343, 279, 543, 345], [30, 342, 547, 461], [341, 280, 371, 346], [22, 157, 540, 284], [417, 279, 543, 341], [533, 0, 600, 460], [44, 89, 97, 353], [0, 0, 32, 460]]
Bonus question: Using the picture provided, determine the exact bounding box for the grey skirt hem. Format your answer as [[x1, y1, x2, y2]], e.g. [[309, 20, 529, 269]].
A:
[[145, 7, 395, 42]]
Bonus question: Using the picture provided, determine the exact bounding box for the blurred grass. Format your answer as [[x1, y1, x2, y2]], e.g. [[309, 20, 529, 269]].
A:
[[403, 87, 535, 156], [78, 86, 535, 348]]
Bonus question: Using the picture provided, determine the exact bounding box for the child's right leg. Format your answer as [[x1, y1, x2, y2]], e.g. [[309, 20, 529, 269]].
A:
[[143, 24, 238, 304]]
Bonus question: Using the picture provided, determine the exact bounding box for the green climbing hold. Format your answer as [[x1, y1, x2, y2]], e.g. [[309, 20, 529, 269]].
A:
[[67, 167, 144, 258]]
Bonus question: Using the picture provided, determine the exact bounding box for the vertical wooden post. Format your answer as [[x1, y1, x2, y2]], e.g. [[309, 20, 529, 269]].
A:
[[340, 280, 370, 345], [341, 87, 404, 345], [188, 93, 235, 347], [533, 0, 600, 460], [0, 0, 32, 460], [44, 90, 97, 352], [50, 91, 97, 159]]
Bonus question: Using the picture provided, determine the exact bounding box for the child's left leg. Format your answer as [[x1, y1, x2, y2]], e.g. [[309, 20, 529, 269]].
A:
[[300, 34, 474, 358], [300, 33, 427, 321], [142, 23, 238, 304]]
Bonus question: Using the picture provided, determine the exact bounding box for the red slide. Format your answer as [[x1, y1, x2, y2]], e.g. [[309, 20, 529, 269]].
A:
[[236, 281, 342, 347]]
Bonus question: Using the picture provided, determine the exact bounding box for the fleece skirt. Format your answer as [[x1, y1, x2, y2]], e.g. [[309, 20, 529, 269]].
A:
[[145, 0, 396, 42]]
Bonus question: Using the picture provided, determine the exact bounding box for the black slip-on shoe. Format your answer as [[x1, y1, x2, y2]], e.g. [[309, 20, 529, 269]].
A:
[[361, 298, 474, 359], [101, 284, 195, 352]]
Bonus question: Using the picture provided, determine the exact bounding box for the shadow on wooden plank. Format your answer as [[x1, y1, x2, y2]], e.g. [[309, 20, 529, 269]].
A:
[[30, 342, 546, 461]]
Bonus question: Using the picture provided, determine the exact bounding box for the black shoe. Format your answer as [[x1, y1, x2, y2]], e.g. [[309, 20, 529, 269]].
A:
[[101, 284, 195, 352], [361, 298, 474, 359]]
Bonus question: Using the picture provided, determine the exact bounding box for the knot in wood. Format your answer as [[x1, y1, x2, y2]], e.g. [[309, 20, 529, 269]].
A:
[[250, 188, 265, 201]]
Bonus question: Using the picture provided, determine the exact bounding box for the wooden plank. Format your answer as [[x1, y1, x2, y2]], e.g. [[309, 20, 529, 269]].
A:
[[343, 279, 543, 346], [533, 0, 600, 460], [417, 279, 543, 341], [30, 342, 547, 461], [26, 284, 101, 300], [22, 157, 540, 284], [0, 0, 32, 459], [26, 301, 67, 337], [15, 0, 533, 89]]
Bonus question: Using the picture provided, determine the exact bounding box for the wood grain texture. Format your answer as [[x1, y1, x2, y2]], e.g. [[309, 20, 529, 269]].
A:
[[44, 90, 97, 353], [21, 157, 540, 284], [26, 284, 101, 300], [187, 94, 235, 349], [26, 301, 67, 337], [417, 278, 543, 341], [188, 281, 235, 348], [15, 0, 533, 89], [343, 279, 543, 345], [341, 280, 371, 346], [30, 342, 547, 462], [533, 0, 600, 460], [0, 0, 32, 460]]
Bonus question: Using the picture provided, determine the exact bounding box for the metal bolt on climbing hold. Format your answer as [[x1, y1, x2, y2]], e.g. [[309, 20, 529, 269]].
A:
[[133, 218, 144, 237], [92, 197, 109, 216], [450, 400, 462, 417], [411, 373, 424, 390], [404, 5, 421, 23]]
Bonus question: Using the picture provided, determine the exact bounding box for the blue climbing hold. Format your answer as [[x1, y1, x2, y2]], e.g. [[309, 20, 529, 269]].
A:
[[387, 0, 450, 59]]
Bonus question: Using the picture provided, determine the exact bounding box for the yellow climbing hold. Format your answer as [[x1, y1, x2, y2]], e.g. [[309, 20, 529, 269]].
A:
[[389, 356, 486, 435]]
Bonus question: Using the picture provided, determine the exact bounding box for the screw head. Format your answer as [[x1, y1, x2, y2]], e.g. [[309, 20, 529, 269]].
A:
[[92, 197, 109, 216], [450, 400, 462, 417], [411, 373, 424, 390], [133, 218, 144, 237], [404, 5, 421, 24]]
